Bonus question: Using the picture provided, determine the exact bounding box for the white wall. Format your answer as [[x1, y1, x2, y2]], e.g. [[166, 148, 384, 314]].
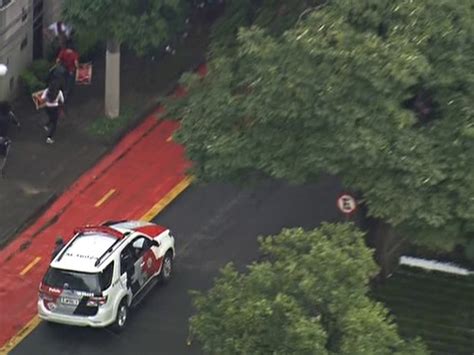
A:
[[0, 0, 34, 100], [0, 0, 63, 100]]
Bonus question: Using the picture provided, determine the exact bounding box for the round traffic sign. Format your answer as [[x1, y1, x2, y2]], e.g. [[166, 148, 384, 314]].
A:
[[337, 194, 357, 214]]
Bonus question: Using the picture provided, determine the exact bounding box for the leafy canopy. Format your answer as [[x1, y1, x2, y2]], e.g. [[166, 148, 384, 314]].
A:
[[190, 224, 427, 354], [63, 0, 188, 53], [167, 0, 474, 251]]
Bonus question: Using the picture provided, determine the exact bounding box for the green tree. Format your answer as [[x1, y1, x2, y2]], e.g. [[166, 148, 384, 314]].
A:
[[167, 0, 474, 255], [189, 224, 427, 354], [64, 0, 188, 117]]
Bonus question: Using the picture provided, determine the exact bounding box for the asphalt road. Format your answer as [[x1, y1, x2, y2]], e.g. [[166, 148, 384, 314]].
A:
[[11, 177, 343, 355]]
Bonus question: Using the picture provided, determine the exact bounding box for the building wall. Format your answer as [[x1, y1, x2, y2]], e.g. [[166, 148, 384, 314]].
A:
[[0, 0, 63, 101]]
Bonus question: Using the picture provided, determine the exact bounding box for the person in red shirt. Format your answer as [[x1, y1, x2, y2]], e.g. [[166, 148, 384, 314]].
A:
[[56, 39, 79, 99]]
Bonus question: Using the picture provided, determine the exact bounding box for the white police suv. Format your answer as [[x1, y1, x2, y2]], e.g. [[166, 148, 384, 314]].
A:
[[38, 220, 175, 331]]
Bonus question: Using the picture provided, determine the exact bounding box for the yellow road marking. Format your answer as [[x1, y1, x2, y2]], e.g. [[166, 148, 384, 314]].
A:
[[166, 135, 173, 142], [0, 316, 41, 354], [1, 176, 193, 354], [94, 189, 116, 207], [140, 176, 194, 221], [19, 257, 42, 276]]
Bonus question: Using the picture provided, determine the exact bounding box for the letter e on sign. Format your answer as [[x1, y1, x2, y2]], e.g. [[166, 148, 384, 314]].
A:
[[337, 194, 357, 215]]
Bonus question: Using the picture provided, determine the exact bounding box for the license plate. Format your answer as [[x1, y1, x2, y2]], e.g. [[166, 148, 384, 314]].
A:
[[60, 297, 79, 305]]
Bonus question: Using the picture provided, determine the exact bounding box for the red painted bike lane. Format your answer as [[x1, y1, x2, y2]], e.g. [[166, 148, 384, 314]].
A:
[[0, 108, 189, 348]]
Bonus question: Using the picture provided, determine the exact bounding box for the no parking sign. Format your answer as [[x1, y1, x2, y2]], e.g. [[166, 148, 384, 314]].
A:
[[337, 193, 357, 216]]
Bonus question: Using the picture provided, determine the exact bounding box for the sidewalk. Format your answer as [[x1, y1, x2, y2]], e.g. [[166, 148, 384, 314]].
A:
[[0, 27, 208, 248]]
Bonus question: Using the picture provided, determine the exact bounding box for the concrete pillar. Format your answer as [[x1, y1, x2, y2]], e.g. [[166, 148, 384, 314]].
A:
[[105, 39, 120, 118]]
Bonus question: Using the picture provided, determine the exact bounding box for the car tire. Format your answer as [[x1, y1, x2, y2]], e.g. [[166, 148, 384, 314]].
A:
[[111, 298, 128, 332], [159, 251, 173, 284]]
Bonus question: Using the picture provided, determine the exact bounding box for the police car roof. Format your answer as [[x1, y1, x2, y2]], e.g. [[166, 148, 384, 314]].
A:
[[50, 232, 121, 273]]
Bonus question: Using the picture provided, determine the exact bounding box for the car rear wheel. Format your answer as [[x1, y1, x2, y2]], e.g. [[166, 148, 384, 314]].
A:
[[112, 299, 128, 332], [159, 251, 173, 284]]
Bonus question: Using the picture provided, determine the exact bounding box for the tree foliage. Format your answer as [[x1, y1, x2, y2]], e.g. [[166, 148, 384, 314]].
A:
[[190, 224, 427, 354], [63, 0, 188, 52], [167, 0, 474, 252], [209, 0, 324, 55]]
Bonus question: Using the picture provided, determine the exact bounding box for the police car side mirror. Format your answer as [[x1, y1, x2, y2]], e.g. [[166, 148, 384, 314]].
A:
[[151, 240, 159, 247]]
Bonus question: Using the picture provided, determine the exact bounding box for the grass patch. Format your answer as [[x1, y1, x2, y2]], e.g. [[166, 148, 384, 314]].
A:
[[87, 106, 137, 138], [373, 266, 474, 355]]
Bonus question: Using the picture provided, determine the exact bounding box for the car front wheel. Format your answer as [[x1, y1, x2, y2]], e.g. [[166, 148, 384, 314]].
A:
[[160, 252, 173, 284]]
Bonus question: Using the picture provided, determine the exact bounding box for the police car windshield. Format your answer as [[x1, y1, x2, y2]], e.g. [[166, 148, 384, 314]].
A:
[[44, 268, 101, 294]]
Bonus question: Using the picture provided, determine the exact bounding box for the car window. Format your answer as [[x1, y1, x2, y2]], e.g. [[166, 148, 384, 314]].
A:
[[132, 236, 151, 249], [131, 236, 152, 257], [100, 261, 114, 290], [132, 237, 144, 249], [43, 267, 100, 294]]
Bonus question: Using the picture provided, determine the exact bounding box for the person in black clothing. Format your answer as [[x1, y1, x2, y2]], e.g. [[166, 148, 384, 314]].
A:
[[47, 63, 67, 93], [51, 237, 65, 260], [0, 101, 20, 137], [0, 135, 11, 177], [41, 80, 65, 144], [0, 102, 19, 177]]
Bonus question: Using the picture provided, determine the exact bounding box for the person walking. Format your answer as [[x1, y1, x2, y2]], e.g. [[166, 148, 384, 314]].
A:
[[46, 21, 73, 41], [56, 39, 79, 99], [47, 63, 67, 93], [44, 21, 73, 58], [0, 101, 19, 177], [0, 135, 11, 177], [41, 80, 64, 144], [0, 101, 20, 138], [51, 236, 65, 260]]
